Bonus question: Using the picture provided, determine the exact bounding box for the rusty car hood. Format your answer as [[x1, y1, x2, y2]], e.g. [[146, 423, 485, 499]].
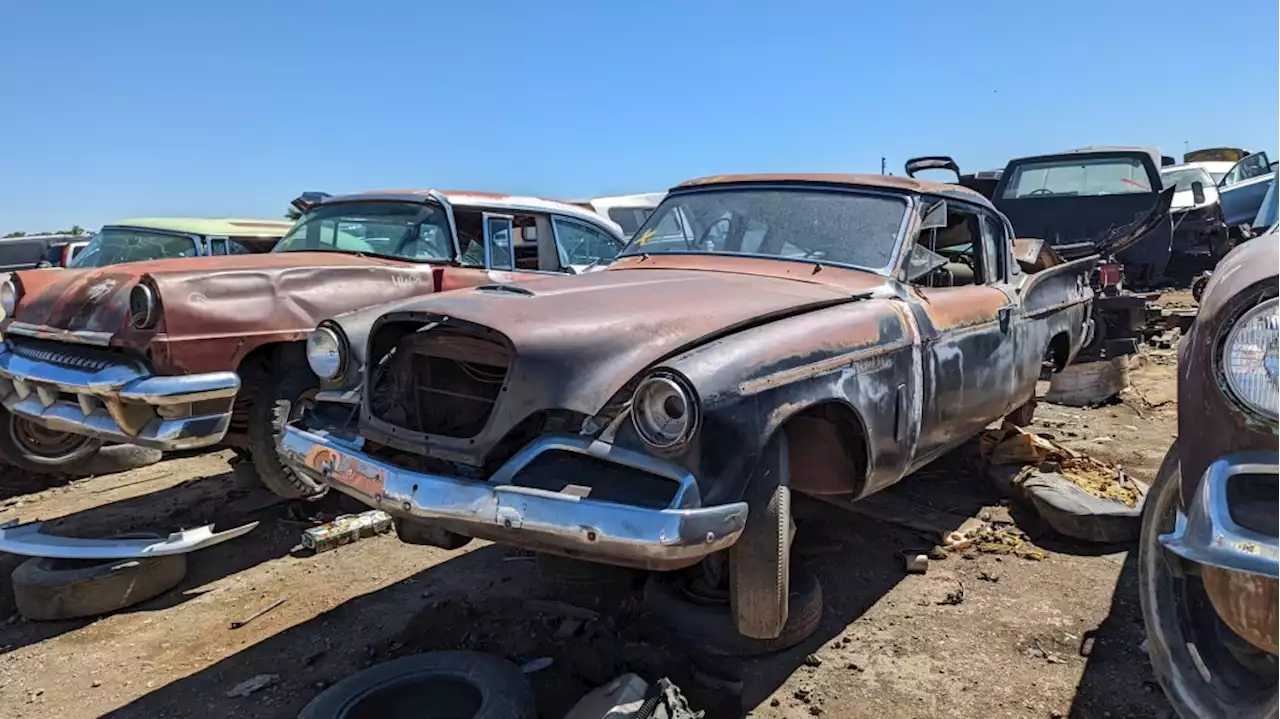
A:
[[7, 252, 440, 362], [369, 266, 878, 421]]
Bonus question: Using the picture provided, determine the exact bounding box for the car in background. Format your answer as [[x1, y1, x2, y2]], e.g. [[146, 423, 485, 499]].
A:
[[568, 192, 666, 239], [65, 218, 295, 269], [0, 233, 95, 274], [1160, 164, 1229, 281], [1216, 151, 1275, 234], [1253, 173, 1277, 232], [0, 190, 625, 493]]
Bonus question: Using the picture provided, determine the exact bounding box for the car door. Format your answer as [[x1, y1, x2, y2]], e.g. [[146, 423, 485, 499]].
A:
[[907, 200, 1020, 465], [1218, 152, 1275, 228], [551, 216, 625, 273]]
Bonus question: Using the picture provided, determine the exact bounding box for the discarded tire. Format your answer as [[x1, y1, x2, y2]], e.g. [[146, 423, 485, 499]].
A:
[[644, 561, 823, 657], [298, 651, 535, 719], [1022, 472, 1148, 543], [12, 536, 187, 621], [1044, 357, 1129, 407]]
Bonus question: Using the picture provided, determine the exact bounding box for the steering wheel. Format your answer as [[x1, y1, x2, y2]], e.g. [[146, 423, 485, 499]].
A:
[[1027, 188, 1055, 197], [695, 217, 730, 250]]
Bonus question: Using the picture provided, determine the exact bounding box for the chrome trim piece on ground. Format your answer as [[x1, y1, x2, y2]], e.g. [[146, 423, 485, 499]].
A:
[[1160, 452, 1279, 579], [280, 426, 748, 571], [0, 520, 259, 559], [0, 346, 240, 450]]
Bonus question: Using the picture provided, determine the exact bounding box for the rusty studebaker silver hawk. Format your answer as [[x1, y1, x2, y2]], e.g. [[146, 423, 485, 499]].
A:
[[1139, 228, 1277, 718], [281, 173, 1097, 648], [0, 191, 625, 498]]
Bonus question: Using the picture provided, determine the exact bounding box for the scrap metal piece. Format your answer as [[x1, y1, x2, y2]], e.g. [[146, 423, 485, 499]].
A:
[[0, 520, 258, 559]]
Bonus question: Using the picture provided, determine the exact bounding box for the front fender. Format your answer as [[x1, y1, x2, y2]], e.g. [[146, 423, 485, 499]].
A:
[[650, 299, 920, 505]]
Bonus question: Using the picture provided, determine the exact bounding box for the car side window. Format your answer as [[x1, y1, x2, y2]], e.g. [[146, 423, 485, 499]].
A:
[[552, 217, 623, 268], [1222, 153, 1271, 186], [980, 214, 1006, 284], [906, 203, 990, 288], [208, 238, 228, 255]]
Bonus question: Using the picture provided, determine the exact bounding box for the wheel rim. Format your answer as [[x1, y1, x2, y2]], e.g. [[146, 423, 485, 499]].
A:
[[1144, 467, 1277, 712], [9, 417, 95, 464]]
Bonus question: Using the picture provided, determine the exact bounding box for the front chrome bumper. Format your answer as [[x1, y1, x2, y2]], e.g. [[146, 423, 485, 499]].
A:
[[279, 425, 748, 571], [1160, 452, 1278, 579], [0, 343, 240, 451]]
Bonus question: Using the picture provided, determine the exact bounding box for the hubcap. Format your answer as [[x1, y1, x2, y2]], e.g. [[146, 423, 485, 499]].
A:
[[10, 417, 93, 463]]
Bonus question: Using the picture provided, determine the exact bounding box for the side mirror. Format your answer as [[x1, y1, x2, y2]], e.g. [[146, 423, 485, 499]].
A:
[[921, 200, 949, 231], [1191, 181, 1206, 205], [290, 191, 332, 213]]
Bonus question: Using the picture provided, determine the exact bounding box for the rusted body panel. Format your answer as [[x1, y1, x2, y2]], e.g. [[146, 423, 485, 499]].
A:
[[6, 252, 442, 373], [1177, 235, 1279, 499]]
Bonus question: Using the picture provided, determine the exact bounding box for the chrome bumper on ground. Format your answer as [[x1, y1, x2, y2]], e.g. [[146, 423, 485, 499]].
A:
[[0, 345, 240, 451], [1161, 452, 1278, 579], [280, 425, 748, 571]]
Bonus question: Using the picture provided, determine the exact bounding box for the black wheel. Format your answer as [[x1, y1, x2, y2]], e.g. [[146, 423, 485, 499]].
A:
[[298, 651, 535, 719], [0, 406, 100, 475], [11, 533, 187, 621], [644, 561, 823, 657], [246, 365, 326, 500], [1138, 442, 1278, 718], [730, 433, 796, 639]]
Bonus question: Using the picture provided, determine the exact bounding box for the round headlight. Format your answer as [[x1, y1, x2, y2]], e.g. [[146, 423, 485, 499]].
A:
[[631, 372, 699, 449], [129, 284, 158, 329], [1221, 297, 1279, 420], [307, 326, 347, 381], [1, 280, 17, 318]]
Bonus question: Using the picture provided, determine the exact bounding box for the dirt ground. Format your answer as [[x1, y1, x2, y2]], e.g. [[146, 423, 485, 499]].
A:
[[0, 344, 1185, 719]]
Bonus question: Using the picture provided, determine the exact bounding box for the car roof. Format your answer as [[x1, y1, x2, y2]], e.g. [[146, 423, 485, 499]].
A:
[[1166, 161, 1235, 173], [322, 189, 627, 238], [672, 173, 992, 207], [107, 217, 295, 237], [1008, 146, 1165, 170]]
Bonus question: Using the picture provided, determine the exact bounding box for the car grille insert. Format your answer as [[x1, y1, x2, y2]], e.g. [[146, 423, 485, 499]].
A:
[[8, 338, 115, 372], [370, 328, 510, 439]]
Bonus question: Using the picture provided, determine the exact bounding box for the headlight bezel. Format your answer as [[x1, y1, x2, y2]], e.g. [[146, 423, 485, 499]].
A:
[[630, 370, 700, 451], [129, 283, 159, 329], [0, 280, 18, 318], [306, 324, 348, 381], [1218, 295, 1279, 422]]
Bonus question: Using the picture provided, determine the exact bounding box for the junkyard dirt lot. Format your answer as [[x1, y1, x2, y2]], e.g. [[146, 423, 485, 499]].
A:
[[0, 346, 1185, 718]]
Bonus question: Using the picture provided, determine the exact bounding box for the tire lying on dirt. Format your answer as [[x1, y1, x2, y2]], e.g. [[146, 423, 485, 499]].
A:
[[1138, 442, 1278, 719], [1022, 471, 1148, 543], [11, 534, 187, 621], [644, 561, 823, 657], [0, 406, 101, 475], [298, 651, 536, 719], [1044, 356, 1130, 407], [246, 364, 326, 500]]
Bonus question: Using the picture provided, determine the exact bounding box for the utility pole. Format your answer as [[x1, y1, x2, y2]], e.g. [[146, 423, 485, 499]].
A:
[[880, 157, 887, 175]]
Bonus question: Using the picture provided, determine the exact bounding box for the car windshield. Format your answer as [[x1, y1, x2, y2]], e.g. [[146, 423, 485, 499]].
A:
[[273, 201, 454, 262], [1160, 167, 1214, 192], [1002, 156, 1155, 198], [68, 228, 200, 268], [620, 188, 908, 273], [607, 207, 655, 237]]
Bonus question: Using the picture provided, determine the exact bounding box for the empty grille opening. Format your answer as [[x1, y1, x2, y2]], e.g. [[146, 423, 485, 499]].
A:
[[512, 450, 679, 510], [370, 328, 510, 439], [1226, 473, 1278, 537]]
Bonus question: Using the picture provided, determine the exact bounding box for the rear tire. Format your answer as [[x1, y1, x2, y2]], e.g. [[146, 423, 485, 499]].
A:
[[246, 366, 326, 500], [0, 406, 100, 475]]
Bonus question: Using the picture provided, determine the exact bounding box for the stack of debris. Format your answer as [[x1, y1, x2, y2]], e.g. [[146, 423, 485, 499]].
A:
[[980, 422, 1148, 543]]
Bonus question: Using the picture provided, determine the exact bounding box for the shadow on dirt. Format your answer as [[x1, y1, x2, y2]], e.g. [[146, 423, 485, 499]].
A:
[[0, 462, 322, 655], [1066, 551, 1171, 718]]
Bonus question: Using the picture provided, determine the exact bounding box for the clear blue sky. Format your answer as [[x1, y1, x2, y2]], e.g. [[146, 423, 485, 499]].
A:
[[2, 0, 1277, 234]]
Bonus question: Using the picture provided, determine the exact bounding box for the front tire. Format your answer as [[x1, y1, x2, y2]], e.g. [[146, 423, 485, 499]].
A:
[[0, 406, 100, 475], [1138, 442, 1278, 719], [246, 366, 326, 500], [730, 433, 796, 639]]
